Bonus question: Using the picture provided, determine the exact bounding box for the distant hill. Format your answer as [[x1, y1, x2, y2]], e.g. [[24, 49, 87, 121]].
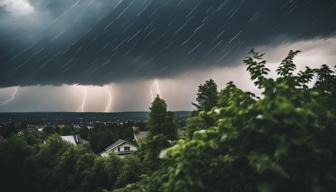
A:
[[0, 111, 191, 124]]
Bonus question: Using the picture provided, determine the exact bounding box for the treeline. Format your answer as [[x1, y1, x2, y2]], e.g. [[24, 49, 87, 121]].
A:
[[1, 49, 336, 192], [0, 135, 143, 191], [0, 120, 145, 191], [0, 95, 178, 192], [1, 121, 138, 153]]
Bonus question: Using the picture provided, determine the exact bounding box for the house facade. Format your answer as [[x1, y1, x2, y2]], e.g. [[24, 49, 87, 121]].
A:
[[100, 139, 137, 158]]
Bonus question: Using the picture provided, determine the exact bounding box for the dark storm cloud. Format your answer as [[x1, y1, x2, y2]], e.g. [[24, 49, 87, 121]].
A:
[[1, 0, 336, 87]]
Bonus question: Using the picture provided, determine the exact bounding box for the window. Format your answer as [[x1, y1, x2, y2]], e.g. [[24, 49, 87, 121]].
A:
[[124, 146, 130, 151]]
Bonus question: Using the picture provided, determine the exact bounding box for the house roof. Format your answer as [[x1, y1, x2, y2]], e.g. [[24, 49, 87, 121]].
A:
[[134, 131, 149, 143], [61, 135, 77, 145], [104, 139, 136, 152], [60, 135, 88, 145]]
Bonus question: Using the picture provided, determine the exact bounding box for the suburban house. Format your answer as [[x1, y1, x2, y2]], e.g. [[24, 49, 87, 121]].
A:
[[100, 139, 137, 158], [60, 135, 88, 145]]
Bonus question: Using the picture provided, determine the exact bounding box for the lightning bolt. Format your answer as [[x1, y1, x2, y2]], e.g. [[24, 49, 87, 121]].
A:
[[150, 79, 160, 101], [0, 87, 19, 105], [104, 85, 112, 112], [77, 86, 88, 112]]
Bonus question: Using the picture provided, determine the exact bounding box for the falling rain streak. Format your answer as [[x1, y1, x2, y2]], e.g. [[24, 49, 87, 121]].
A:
[[2, 0, 334, 88], [0, 0, 335, 111]]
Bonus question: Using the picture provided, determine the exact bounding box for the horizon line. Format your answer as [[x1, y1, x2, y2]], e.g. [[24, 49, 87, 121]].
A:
[[0, 111, 192, 113]]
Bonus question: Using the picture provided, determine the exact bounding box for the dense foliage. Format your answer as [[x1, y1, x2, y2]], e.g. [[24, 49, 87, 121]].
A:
[[0, 97, 177, 192], [192, 79, 218, 112], [0, 133, 147, 192], [118, 50, 336, 192], [0, 121, 141, 192]]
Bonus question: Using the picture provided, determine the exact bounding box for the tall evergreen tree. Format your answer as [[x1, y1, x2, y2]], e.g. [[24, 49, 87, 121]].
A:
[[147, 95, 176, 140], [193, 79, 218, 111], [140, 95, 177, 171]]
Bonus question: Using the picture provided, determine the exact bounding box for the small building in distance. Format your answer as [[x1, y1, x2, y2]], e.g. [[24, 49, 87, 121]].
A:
[[60, 135, 88, 145], [132, 126, 149, 145], [100, 139, 137, 158]]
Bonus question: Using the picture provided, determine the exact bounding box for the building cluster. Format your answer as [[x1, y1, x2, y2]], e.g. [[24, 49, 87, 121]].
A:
[[60, 126, 149, 158], [1, 118, 149, 158]]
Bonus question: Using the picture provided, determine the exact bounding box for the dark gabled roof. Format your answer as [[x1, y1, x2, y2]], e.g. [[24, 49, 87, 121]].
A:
[[105, 139, 125, 151], [104, 139, 137, 152]]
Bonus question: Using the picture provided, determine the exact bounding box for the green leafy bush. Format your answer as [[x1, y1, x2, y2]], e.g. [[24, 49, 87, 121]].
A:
[[123, 50, 336, 192]]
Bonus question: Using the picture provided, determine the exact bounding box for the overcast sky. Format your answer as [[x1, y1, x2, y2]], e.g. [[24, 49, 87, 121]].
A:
[[0, 0, 336, 112]]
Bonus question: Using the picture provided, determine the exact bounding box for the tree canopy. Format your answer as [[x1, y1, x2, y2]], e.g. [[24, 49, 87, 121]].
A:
[[147, 95, 177, 140], [118, 50, 336, 192], [193, 79, 218, 111]]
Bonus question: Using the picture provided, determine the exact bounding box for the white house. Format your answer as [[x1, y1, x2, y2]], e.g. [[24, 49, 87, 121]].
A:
[[60, 135, 88, 145], [100, 139, 137, 158]]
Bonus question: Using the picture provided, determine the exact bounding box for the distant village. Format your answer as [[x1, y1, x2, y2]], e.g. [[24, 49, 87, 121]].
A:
[[59, 126, 148, 158], [0, 118, 149, 158]]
